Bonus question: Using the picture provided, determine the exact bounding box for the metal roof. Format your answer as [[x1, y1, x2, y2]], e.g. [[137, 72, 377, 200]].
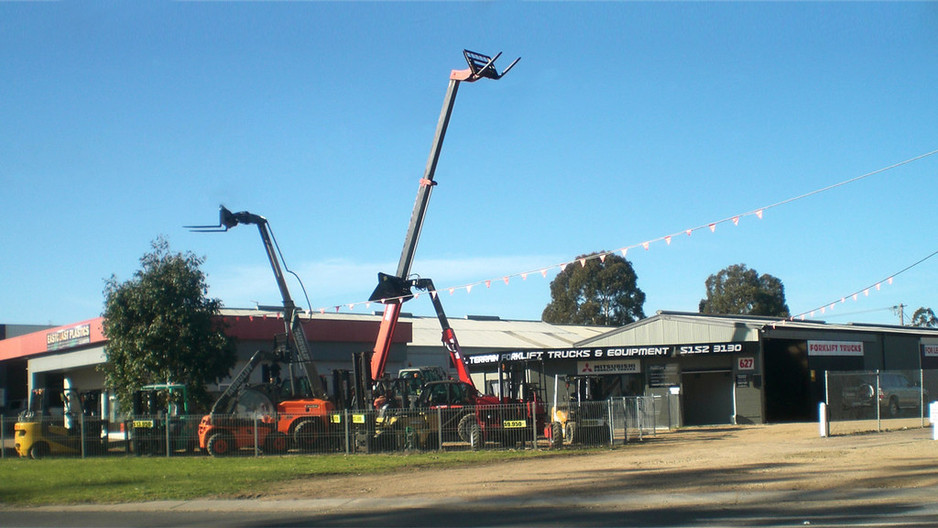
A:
[[578, 310, 938, 347]]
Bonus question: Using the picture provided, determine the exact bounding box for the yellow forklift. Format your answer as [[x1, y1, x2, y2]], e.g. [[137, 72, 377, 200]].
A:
[[14, 388, 105, 459]]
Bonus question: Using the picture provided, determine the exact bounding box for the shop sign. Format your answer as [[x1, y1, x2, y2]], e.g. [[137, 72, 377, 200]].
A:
[[576, 359, 640, 375], [807, 340, 864, 357], [922, 345, 938, 358], [737, 357, 755, 371], [676, 342, 745, 355], [46, 324, 91, 351], [468, 346, 669, 366]]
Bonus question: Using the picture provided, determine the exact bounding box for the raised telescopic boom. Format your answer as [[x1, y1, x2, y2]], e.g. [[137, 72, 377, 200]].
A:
[[367, 49, 519, 382], [187, 206, 327, 399]]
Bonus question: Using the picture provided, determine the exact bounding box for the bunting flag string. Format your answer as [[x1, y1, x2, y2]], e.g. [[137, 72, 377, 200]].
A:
[[307, 149, 938, 316], [779, 248, 938, 325]]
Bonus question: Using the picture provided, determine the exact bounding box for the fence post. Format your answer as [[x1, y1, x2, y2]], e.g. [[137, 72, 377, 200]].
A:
[[253, 415, 259, 457], [873, 369, 883, 431], [343, 410, 350, 455], [652, 395, 657, 437], [921, 370, 926, 428], [1, 418, 5, 459], [165, 413, 171, 458], [437, 407, 443, 451], [80, 414, 86, 459], [819, 402, 829, 437]]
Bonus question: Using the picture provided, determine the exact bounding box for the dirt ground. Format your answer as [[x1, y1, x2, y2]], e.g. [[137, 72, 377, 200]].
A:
[[259, 423, 938, 504]]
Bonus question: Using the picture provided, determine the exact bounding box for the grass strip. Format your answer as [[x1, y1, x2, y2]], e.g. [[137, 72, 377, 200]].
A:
[[0, 449, 573, 506]]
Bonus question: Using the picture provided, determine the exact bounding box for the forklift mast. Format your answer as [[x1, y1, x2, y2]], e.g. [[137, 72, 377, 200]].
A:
[[368, 50, 519, 383], [188, 206, 327, 400]]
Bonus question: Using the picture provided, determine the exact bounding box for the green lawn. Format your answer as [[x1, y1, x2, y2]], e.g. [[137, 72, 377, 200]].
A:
[[0, 450, 566, 506]]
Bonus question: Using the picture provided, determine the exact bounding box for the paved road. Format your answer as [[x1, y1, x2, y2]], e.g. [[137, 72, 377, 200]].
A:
[[3, 488, 937, 527]]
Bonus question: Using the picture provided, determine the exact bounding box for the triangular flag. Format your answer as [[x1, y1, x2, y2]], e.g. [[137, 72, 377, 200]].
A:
[[431, 290, 438, 298], [348, 304, 355, 310], [665, 236, 672, 245], [560, 263, 568, 272], [485, 280, 491, 288], [503, 276, 510, 285], [709, 223, 716, 232], [540, 269, 548, 278], [852, 293, 858, 301], [875, 283, 881, 290], [888, 277, 894, 285], [756, 209, 764, 219], [521, 272, 528, 280], [620, 248, 628, 257], [686, 229, 692, 236], [642, 242, 649, 250], [579, 258, 587, 267], [599, 254, 606, 263], [863, 289, 870, 296], [449, 287, 455, 295], [466, 285, 473, 294], [732, 216, 739, 226]]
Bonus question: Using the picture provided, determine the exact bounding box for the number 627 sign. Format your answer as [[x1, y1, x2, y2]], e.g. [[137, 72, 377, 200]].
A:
[[737, 357, 755, 371]]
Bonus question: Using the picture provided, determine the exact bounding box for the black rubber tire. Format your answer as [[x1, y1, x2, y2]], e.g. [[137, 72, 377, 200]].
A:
[[206, 432, 233, 457], [264, 431, 289, 454], [457, 414, 478, 443], [564, 422, 576, 445], [469, 422, 482, 450], [549, 421, 563, 449], [293, 419, 324, 451], [888, 397, 900, 417], [29, 442, 48, 460]]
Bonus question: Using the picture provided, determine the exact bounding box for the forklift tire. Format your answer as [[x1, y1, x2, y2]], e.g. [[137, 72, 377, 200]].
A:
[[564, 422, 576, 445], [469, 423, 482, 450], [550, 422, 563, 449], [293, 419, 323, 451], [29, 442, 49, 460], [206, 432, 234, 457], [264, 431, 289, 454], [457, 414, 478, 443]]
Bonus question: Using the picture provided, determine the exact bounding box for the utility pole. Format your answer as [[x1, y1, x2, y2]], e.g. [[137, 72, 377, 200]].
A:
[[894, 303, 906, 325]]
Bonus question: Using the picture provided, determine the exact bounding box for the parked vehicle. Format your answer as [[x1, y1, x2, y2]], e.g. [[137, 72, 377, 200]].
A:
[[130, 383, 198, 455], [189, 207, 335, 456], [13, 388, 105, 459], [840, 372, 927, 417], [549, 375, 611, 447]]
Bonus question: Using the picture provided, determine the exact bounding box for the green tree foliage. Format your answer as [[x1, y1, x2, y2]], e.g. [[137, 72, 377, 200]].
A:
[[699, 263, 790, 317], [542, 252, 646, 326], [100, 237, 236, 411], [910, 307, 938, 328]]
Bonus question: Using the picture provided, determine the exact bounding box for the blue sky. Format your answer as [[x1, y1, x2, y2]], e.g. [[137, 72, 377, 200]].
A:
[[2, 2, 937, 328]]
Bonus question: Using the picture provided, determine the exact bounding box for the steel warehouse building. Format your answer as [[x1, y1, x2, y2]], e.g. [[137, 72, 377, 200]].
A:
[[464, 311, 938, 426]]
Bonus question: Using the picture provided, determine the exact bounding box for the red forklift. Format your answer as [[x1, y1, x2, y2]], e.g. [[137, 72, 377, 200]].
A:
[[351, 50, 535, 450]]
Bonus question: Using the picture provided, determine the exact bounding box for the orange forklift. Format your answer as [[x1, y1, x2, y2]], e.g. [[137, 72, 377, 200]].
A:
[[188, 207, 335, 456]]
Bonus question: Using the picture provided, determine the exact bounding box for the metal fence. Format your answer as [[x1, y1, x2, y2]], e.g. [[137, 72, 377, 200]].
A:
[[1, 397, 658, 459], [825, 369, 936, 435]]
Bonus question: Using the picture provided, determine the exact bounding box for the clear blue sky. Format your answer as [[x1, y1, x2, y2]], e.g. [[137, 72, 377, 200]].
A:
[[3, 2, 937, 328]]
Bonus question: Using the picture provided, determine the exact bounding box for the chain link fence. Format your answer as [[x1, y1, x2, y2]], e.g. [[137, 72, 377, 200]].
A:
[[825, 369, 936, 435], [2, 397, 659, 459]]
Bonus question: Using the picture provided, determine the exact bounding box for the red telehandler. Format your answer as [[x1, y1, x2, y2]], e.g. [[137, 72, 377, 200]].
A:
[[188, 207, 335, 455], [350, 50, 543, 449]]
